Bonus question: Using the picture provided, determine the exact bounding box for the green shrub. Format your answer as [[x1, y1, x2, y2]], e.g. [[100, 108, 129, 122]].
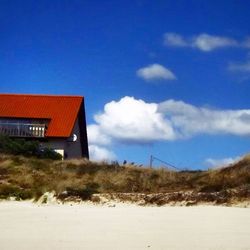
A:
[[0, 184, 33, 200], [199, 184, 224, 193], [37, 147, 62, 160], [0, 135, 61, 160], [58, 183, 100, 201]]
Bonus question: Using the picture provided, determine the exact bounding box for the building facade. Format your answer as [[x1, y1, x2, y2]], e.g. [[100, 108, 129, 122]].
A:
[[0, 94, 89, 159]]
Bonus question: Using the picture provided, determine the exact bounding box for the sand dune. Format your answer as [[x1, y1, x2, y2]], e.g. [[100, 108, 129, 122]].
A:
[[0, 201, 250, 250]]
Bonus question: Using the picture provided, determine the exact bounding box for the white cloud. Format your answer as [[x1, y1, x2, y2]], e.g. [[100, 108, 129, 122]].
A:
[[87, 124, 111, 145], [137, 64, 176, 81], [163, 33, 188, 47], [94, 96, 176, 143], [205, 156, 241, 168], [88, 97, 250, 147], [192, 34, 237, 51], [164, 33, 240, 51], [158, 99, 250, 138], [228, 61, 250, 72], [89, 145, 116, 162]]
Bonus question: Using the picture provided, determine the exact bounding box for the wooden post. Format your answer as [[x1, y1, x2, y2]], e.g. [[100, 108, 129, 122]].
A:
[[149, 155, 153, 168]]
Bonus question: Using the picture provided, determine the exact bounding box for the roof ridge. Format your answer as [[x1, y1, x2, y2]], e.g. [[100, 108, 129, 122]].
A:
[[0, 93, 83, 98]]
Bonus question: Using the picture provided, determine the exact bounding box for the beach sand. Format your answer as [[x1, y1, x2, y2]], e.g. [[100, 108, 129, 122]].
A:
[[0, 201, 249, 250]]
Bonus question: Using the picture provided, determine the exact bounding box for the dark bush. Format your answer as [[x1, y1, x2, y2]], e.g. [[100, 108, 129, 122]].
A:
[[199, 184, 224, 193], [0, 184, 33, 200], [0, 135, 61, 160], [58, 183, 100, 201], [37, 147, 62, 160]]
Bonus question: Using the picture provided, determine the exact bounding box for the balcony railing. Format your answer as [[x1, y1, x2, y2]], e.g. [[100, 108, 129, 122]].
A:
[[0, 123, 46, 138]]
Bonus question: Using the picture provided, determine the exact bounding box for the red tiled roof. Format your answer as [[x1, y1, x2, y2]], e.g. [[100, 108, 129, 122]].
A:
[[0, 94, 84, 137]]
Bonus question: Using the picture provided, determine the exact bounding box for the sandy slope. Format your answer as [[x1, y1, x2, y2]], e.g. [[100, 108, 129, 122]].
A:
[[0, 201, 249, 250]]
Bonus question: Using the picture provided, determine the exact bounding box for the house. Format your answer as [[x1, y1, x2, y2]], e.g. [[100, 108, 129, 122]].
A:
[[0, 94, 89, 159]]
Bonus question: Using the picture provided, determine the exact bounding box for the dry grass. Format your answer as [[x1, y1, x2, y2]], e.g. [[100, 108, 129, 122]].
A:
[[0, 153, 249, 202]]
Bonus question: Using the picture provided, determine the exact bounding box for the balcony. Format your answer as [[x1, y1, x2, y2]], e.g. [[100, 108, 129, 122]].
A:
[[0, 123, 46, 138]]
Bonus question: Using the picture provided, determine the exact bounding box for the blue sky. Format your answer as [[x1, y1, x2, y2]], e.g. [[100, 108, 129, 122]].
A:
[[1, 0, 250, 169]]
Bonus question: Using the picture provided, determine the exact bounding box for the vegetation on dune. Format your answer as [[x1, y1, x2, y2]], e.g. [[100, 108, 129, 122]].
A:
[[0, 153, 249, 204]]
